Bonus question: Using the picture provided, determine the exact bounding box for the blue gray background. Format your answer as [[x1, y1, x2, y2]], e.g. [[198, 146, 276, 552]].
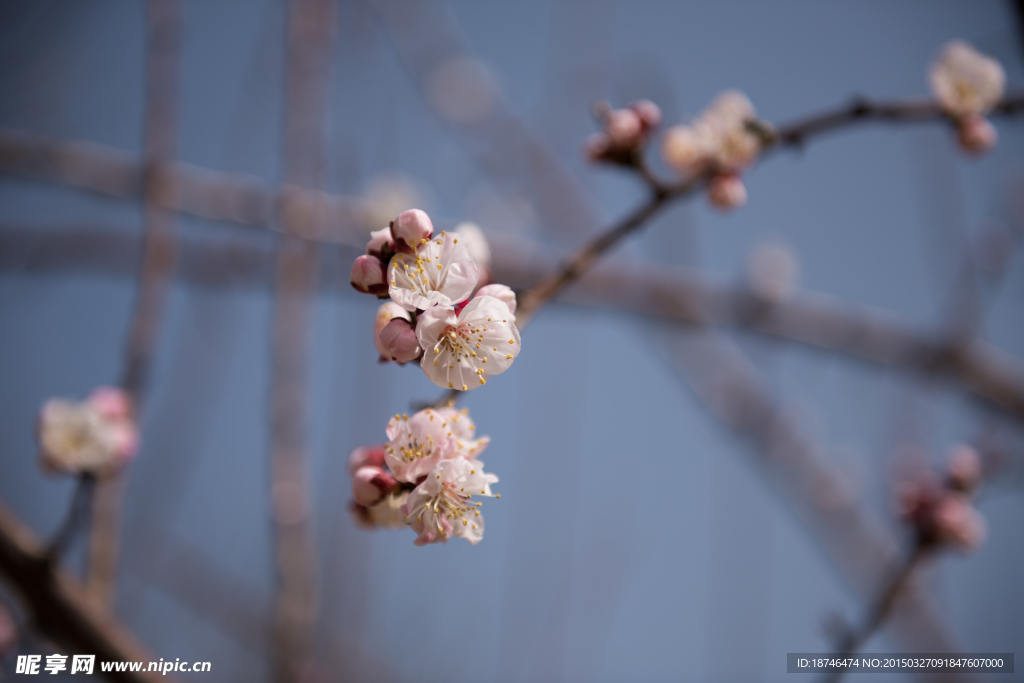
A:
[[0, 1, 1022, 681]]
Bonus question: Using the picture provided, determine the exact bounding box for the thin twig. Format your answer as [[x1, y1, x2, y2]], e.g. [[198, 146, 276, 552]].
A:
[[821, 542, 930, 683], [44, 474, 96, 563], [0, 500, 177, 683]]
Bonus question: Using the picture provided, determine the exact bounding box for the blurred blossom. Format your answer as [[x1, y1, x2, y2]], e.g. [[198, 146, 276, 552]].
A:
[[929, 40, 1005, 119], [402, 456, 498, 546], [374, 301, 412, 361], [747, 242, 799, 302], [454, 221, 492, 287], [946, 444, 981, 493], [351, 465, 398, 507], [347, 443, 386, 476], [387, 230, 479, 312], [707, 173, 747, 210], [662, 90, 762, 174], [585, 100, 662, 164], [932, 493, 986, 552], [416, 295, 520, 391], [366, 491, 410, 528], [427, 57, 499, 124], [956, 114, 997, 154], [37, 388, 137, 475]]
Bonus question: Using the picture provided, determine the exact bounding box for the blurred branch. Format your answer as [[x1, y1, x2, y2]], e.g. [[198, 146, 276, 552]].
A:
[[44, 474, 96, 563], [86, 0, 184, 614], [821, 542, 930, 683], [656, 329, 963, 657], [0, 500, 175, 683], [4, 223, 1024, 423], [269, 0, 336, 681]]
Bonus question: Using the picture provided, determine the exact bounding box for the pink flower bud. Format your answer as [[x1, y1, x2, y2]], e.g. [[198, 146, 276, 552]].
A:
[[933, 493, 986, 552], [629, 99, 662, 130], [379, 318, 422, 364], [110, 422, 139, 463], [366, 227, 394, 258], [391, 209, 433, 253], [374, 301, 410, 360], [956, 114, 997, 155], [350, 255, 388, 295], [606, 108, 643, 147], [947, 444, 982, 492], [352, 465, 397, 506], [347, 444, 386, 476], [88, 386, 133, 420], [708, 173, 748, 211]]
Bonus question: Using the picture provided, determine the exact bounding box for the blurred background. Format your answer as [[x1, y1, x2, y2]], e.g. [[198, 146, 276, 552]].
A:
[[1, 1, 1023, 681]]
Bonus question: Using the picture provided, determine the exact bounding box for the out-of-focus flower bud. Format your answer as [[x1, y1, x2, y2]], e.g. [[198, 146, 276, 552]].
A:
[[629, 99, 662, 130], [366, 227, 395, 259], [391, 209, 434, 253], [930, 40, 1005, 120], [933, 493, 986, 552], [606, 107, 643, 147], [379, 318, 422, 364], [662, 125, 709, 173], [747, 242, 799, 303], [351, 255, 388, 295], [947, 444, 982, 493], [956, 114, 997, 155], [366, 491, 410, 528], [352, 465, 398, 507], [374, 301, 411, 361], [88, 386, 133, 420], [475, 283, 516, 321], [348, 500, 374, 530], [708, 173, 747, 211], [347, 444, 386, 476]]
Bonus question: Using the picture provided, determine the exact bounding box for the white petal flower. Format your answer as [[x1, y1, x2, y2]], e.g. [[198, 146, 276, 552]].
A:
[[661, 124, 712, 173], [930, 40, 1005, 119], [474, 284, 516, 322], [387, 230, 480, 312], [436, 406, 490, 459], [383, 409, 454, 483], [38, 399, 127, 474], [416, 296, 521, 391], [402, 456, 499, 546], [663, 90, 760, 173]]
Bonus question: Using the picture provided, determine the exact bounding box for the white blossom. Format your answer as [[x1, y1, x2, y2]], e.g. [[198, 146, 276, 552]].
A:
[[436, 405, 490, 459], [416, 295, 520, 391], [930, 40, 1005, 119], [662, 90, 761, 174], [383, 408, 454, 483], [402, 456, 499, 545], [388, 230, 480, 312], [37, 396, 136, 474], [474, 283, 516, 322], [374, 301, 412, 361]]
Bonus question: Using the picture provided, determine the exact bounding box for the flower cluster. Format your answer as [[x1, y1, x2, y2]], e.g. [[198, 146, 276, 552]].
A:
[[929, 40, 1005, 155], [662, 90, 767, 210], [584, 100, 662, 165], [351, 209, 521, 391], [897, 444, 986, 553], [348, 406, 499, 546], [36, 387, 138, 475]]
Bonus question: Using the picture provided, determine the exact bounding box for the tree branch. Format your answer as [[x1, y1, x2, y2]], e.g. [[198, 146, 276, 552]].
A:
[[0, 500, 175, 683]]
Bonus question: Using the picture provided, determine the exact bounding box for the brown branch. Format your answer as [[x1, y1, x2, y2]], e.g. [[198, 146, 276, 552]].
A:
[[4, 223, 1024, 424], [657, 330, 962, 658], [821, 542, 930, 683], [86, 0, 184, 613], [0, 500, 176, 683], [269, 0, 336, 681]]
